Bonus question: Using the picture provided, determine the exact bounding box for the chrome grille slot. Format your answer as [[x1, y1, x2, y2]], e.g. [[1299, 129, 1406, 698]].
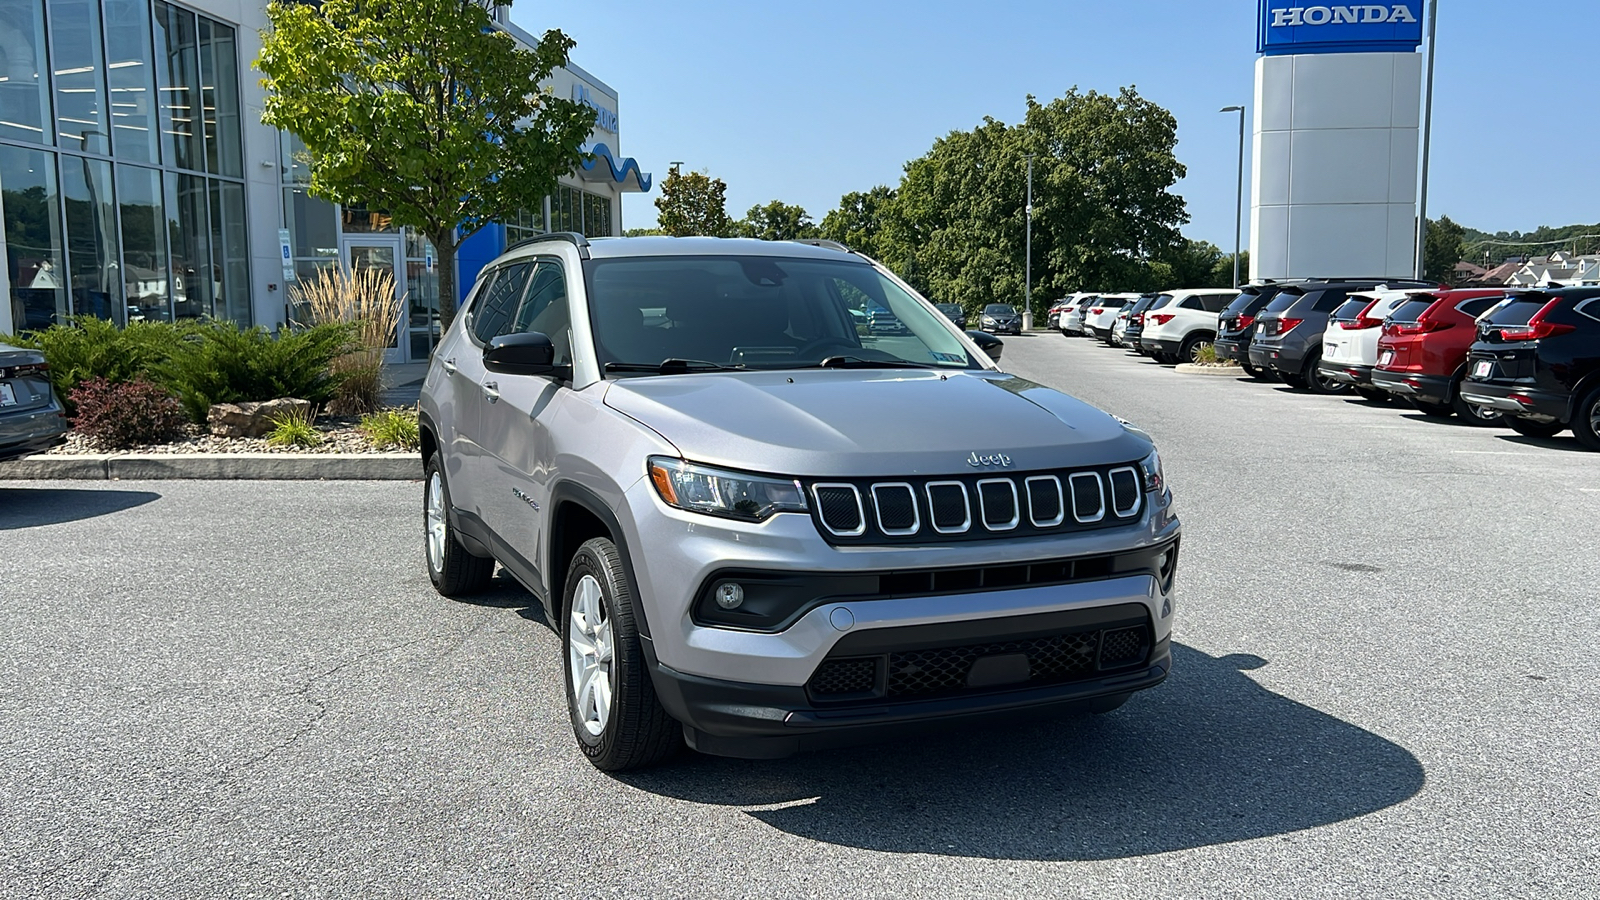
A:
[[812, 484, 865, 537], [1069, 472, 1105, 523], [976, 479, 1020, 532], [871, 483, 919, 536], [926, 481, 971, 534], [1025, 476, 1064, 527], [1107, 467, 1142, 518]]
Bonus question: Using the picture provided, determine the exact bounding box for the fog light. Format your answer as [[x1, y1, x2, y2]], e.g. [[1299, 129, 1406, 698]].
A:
[[714, 583, 745, 610]]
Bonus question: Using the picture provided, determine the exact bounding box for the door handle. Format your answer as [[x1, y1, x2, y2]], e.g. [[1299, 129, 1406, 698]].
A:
[[482, 381, 500, 403], [440, 357, 458, 375]]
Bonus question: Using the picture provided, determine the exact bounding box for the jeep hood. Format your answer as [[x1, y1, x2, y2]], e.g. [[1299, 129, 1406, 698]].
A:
[[603, 370, 1152, 478]]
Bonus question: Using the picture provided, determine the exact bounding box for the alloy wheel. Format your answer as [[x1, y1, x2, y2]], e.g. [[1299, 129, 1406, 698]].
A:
[[1590, 397, 1600, 437], [567, 575, 615, 738], [426, 472, 447, 573], [1188, 341, 1211, 364]]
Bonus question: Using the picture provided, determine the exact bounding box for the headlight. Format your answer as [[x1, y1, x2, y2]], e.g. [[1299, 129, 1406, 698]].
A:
[[1139, 448, 1165, 494], [647, 457, 808, 522]]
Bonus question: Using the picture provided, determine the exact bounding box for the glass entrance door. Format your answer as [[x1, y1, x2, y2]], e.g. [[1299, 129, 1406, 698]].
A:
[[342, 236, 405, 364]]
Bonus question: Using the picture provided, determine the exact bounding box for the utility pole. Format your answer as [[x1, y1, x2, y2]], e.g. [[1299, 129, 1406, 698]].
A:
[[1024, 155, 1034, 330], [1220, 106, 1246, 288], [1414, 0, 1439, 279]]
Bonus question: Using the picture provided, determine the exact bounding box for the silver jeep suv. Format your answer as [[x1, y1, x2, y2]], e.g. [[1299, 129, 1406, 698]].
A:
[[419, 235, 1180, 770]]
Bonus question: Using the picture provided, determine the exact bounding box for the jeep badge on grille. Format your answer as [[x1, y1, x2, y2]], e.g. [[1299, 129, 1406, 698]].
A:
[[967, 452, 1013, 468]]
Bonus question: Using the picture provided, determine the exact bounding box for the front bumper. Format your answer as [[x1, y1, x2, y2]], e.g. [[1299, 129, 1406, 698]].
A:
[[1317, 362, 1373, 386], [646, 625, 1172, 759], [1371, 369, 1450, 406], [1458, 382, 1568, 422]]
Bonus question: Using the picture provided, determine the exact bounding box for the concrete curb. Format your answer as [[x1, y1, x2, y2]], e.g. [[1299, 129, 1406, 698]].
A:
[[1174, 364, 1246, 377], [0, 453, 421, 481]]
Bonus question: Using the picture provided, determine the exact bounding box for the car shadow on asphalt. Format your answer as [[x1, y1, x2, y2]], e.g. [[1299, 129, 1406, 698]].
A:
[[1496, 433, 1586, 452], [617, 644, 1425, 861], [0, 486, 160, 530]]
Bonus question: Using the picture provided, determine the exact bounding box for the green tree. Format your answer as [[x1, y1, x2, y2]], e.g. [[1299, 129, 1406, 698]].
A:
[[623, 227, 665, 237], [1424, 215, 1467, 284], [819, 186, 897, 258], [654, 165, 734, 237], [736, 200, 818, 241], [869, 87, 1190, 321], [256, 0, 596, 326]]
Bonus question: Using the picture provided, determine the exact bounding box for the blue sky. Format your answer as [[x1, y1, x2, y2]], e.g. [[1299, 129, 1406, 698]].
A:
[[516, 0, 1596, 252]]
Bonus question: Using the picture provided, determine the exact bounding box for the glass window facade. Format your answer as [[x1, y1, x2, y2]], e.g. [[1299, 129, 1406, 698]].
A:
[[544, 186, 614, 239], [0, 0, 249, 329]]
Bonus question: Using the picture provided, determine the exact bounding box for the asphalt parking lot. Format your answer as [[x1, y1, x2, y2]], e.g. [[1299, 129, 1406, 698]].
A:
[[4, 334, 1597, 899]]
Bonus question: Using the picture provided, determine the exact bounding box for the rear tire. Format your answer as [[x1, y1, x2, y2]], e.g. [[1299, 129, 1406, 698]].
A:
[[424, 453, 494, 597], [1450, 377, 1507, 427], [1573, 387, 1600, 451], [1305, 351, 1351, 395], [1179, 334, 1214, 365], [1409, 397, 1453, 418], [563, 538, 681, 771], [1508, 417, 1565, 439]]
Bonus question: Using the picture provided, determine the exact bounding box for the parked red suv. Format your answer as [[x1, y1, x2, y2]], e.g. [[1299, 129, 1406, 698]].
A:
[[1370, 289, 1507, 423]]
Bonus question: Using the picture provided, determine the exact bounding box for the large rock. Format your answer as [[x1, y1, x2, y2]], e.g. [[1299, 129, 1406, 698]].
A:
[[206, 399, 312, 438]]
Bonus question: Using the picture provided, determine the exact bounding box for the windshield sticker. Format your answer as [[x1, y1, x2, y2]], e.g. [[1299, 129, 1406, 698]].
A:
[[932, 352, 965, 363]]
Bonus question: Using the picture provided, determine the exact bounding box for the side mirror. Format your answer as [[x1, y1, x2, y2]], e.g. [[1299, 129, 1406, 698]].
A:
[[484, 332, 557, 375], [966, 330, 1004, 362]]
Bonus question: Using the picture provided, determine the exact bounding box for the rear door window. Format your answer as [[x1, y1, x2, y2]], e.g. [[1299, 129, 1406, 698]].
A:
[[1179, 296, 1204, 310]]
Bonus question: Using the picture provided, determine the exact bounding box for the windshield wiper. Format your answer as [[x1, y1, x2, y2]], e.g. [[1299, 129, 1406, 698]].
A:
[[604, 359, 745, 375], [810, 356, 938, 370]]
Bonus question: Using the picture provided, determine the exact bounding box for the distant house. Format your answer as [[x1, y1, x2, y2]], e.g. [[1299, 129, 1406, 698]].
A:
[[1450, 261, 1488, 285], [1501, 253, 1600, 287]]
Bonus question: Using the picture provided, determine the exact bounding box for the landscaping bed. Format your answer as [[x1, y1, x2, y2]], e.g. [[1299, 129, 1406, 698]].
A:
[[43, 410, 416, 456]]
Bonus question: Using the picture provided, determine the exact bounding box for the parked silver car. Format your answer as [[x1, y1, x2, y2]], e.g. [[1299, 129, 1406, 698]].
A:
[[0, 343, 68, 462], [418, 235, 1181, 770]]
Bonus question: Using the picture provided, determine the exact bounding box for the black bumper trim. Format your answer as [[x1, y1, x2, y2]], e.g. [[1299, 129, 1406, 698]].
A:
[[644, 634, 1171, 759], [1371, 370, 1450, 404]]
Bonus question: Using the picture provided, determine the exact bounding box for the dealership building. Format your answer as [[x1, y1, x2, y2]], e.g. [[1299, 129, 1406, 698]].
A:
[[0, 0, 649, 362]]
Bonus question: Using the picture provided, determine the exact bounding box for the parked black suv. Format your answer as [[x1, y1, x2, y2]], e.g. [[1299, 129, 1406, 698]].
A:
[[1119, 293, 1162, 354], [1459, 287, 1600, 448], [1216, 283, 1301, 380]]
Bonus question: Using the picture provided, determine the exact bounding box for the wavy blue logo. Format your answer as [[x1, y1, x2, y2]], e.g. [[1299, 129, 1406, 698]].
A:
[[581, 144, 652, 192]]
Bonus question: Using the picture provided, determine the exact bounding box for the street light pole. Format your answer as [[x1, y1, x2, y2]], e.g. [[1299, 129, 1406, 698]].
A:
[[1024, 155, 1034, 330], [1414, 0, 1439, 279], [1220, 106, 1246, 289]]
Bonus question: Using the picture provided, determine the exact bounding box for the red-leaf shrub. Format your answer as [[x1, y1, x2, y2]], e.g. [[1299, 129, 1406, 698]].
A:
[[68, 377, 189, 450]]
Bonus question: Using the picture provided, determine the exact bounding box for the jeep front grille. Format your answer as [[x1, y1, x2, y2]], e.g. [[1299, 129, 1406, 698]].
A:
[[807, 623, 1152, 703], [808, 465, 1144, 544]]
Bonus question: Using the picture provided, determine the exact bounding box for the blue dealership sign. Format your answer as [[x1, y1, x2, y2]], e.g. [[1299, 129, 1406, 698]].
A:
[[1258, 2, 1424, 55]]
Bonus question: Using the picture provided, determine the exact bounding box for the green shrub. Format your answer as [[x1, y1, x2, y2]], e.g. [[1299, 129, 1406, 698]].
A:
[[1194, 343, 1220, 364], [2, 317, 200, 416], [359, 408, 420, 450], [152, 322, 356, 422], [68, 377, 189, 450], [266, 407, 324, 448]]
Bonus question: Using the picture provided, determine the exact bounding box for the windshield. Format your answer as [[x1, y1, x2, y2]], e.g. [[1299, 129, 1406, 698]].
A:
[[984, 305, 1016, 315], [1331, 298, 1372, 321], [1480, 297, 1545, 326], [585, 255, 977, 372], [1264, 290, 1307, 314], [935, 303, 961, 314]]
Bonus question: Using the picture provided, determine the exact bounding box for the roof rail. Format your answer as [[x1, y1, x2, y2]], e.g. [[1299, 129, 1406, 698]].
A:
[[791, 238, 852, 253], [506, 231, 591, 259]]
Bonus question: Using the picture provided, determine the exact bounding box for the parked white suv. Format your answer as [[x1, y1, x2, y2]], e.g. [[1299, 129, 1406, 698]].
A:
[[1058, 293, 1096, 335], [1138, 289, 1237, 364], [1083, 293, 1141, 342], [1318, 289, 1419, 401]]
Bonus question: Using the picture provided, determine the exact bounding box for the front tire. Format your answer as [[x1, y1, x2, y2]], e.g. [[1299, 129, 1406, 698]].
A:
[[563, 538, 681, 771], [424, 453, 494, 597]]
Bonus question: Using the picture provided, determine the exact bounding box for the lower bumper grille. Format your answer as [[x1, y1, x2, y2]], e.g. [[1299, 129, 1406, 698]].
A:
[[808, 623, 1151, 703]]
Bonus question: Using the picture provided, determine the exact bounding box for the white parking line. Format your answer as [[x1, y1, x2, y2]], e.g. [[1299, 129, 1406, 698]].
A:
[[1582, 488, 1600, 493], [1451, 450, 1527, 455]]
